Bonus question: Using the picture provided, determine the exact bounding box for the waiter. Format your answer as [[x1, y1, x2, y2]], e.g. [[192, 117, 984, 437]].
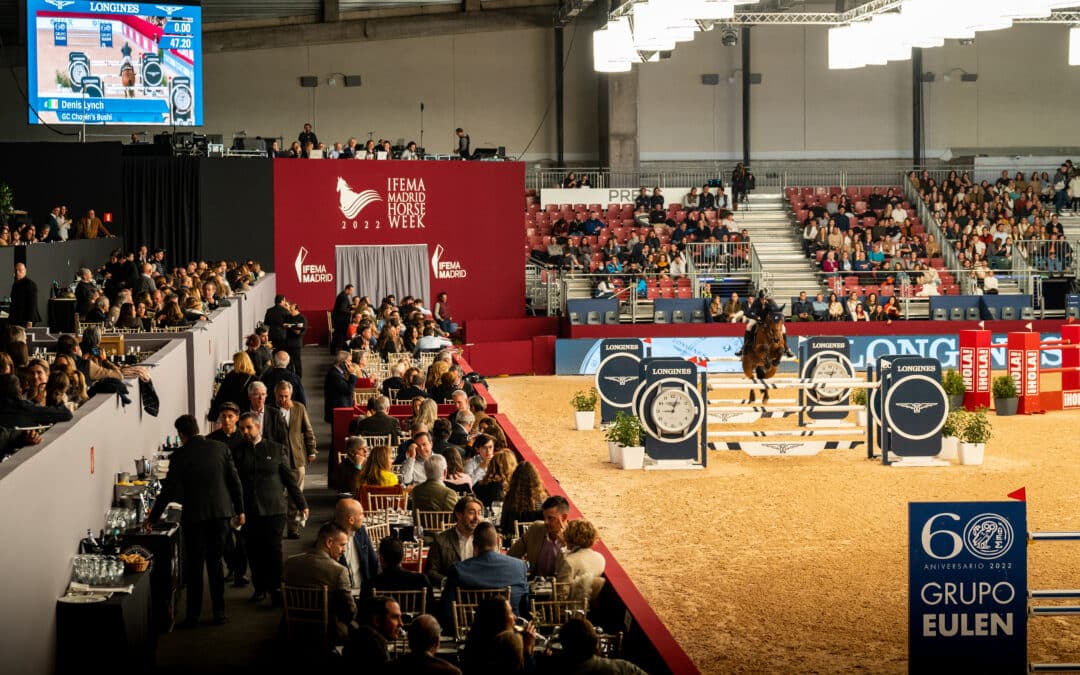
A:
[[331, 284, 353, 352], [9, 263, 42, 328], [234, 412, 307, 607], [146, 415, 244, 628]]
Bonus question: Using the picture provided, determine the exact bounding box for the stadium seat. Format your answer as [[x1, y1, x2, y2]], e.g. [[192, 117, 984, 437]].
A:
[[1068, 306, 1080, 320], [965, 307, 980, 321], [1020, 307, 1034, 321], [676, 287, 693, 299], [586, 311, 602, 325], [654, 311, 668, 324], [949, 308, 964, 321], [985, 307, 999, 320], [604, 310, 619, 324], [691, 309, 706, 323], [569, 312, 582, 325], [1001, 306, 1016, 321], [672, 310, 688, 323], [933, 308, 947, 321]]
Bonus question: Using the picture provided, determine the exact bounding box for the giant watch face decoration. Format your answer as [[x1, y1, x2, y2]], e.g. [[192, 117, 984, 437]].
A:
[[651, 387, 698, 434], [170, 77, 192, 122]]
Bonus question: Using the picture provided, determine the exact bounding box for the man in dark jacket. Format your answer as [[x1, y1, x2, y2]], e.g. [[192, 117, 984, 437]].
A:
[[146, 414, 244, 628], [331, 285, 354, 352], [384, 614, 460, 675], [260, 351, 306, 406], [283, 303, 307, 376], [234, 412, 307, 607], [348, 394, 401, 443], [206, 403, 247, 587], [263, 294, 291, 348], [242, 381, 287, 445], [324, 350, 360, 423], [9, 263, 41, 327]]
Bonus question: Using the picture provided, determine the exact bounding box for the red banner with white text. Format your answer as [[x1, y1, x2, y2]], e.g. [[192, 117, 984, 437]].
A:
[[273, 160, 525, 343]]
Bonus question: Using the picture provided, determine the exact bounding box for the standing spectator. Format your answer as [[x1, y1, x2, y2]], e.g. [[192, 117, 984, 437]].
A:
[[298, 123, 318, 154], [74, 268, 98, 316], [9, 263, 41, 328], [243, 381, 287, 445], [331, 284, 354, 352], [263, 294, 291, 348], [323, 350, 360, 423], [274, 380, 316, 539], [261, 351, 306, 406], [76, 209, 113, 239], [284, 302, 307, 376], [207, 402, 248, 587], [146, 414, 244, 628], [208, 352, 256, 422], [233, 412, 307, 607], [731, 163, 749, 207]]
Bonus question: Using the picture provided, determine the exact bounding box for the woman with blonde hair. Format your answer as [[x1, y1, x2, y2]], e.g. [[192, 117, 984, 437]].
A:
[[355, 445, 399, 487], [426, 360, 450, 392], [412, 398, 438, 433], [208, 351, 256, 421], [473, 450, 517, 507], [556, 519, 607, 602]]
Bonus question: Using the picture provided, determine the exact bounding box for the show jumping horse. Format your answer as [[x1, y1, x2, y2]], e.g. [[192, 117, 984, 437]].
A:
[[742, 309, 787, 404], [120, 62, 136, 98]]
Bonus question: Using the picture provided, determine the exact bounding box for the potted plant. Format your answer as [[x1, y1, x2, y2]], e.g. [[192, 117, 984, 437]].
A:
[[603, 417, 621, 463], [939, 409, 965, 461], [942, 368, 966, 410], [958, 408, 992, 465], [571, 387, 598, 431], [608, 411, 645, 470], [850, 387, 867, 426], [992, 374, 1018, 416]]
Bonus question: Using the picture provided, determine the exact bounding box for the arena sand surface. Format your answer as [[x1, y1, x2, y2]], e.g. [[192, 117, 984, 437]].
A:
[[489, 374, 1080, 674]]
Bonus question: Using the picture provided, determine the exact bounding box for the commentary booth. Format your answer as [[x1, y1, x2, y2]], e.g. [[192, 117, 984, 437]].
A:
[[0, 272, 275, 674]]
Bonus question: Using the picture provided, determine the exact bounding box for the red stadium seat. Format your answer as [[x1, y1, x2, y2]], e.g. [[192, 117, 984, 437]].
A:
[[646, 287, 660, 300], [660, 287, 675, 299], [676, 286, 693, 299]]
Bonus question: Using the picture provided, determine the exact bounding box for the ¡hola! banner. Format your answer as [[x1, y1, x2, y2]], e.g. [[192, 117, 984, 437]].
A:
[[273, 160, 524, 343]]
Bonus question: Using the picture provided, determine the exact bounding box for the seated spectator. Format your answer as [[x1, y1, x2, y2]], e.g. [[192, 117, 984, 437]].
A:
[[553, 618, 649, 675], [85, 296, 110, 324], [332, 436, 369, 493], [344, 595, 403, 669], [556, 520, 606, 603], [443, 522, 529, 620], [282, 522, 355, 642], [510, 495, 570, 578], [426, 495, 484, 586], [0, 374, 72, 427], [355, 445, 400, 487], [811, 292, 828, 321], [792, 291, 813, 322], [366, 537, 436, 611], [498, 461, 547, 535], [52, 354, 88, 404], [827, 293, 844, 321], [722, 292, 745, 323], [443, 446, 473, 494], [464, 433, 496, 482], [473, 451, 516, 507], [349, 394, 402, 444], [461, 597, 536, 675], [449, 410, 473, 447], [400, 431, 434, 485], [411, 454, 461, 512], [384, 614, 460, 675]]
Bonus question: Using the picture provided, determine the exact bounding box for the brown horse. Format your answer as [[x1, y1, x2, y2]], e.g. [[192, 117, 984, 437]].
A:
[[120, 63, 136, 98], [742, 309, 787, 404]]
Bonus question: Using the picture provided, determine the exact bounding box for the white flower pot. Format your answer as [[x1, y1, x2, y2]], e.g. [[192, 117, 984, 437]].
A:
[[607, 441, 619, 463], [619, 445, 645, 470], [939, 436, 959, 461], [574, 411, 594, 431], [958, 442, 985, 466], [856, 410, 868, 427]]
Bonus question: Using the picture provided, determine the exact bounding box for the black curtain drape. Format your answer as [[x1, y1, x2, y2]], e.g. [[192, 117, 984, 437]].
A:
[[121, 156, 200, 266]]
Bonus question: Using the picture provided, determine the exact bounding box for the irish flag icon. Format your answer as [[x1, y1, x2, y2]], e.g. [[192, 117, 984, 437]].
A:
[[42, 99, 60, 110]]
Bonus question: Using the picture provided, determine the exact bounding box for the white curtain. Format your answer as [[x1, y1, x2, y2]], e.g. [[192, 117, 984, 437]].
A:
[[335, 244, 430, 306]]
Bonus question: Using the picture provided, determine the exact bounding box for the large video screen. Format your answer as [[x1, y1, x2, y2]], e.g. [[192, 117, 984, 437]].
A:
[[26, 0, 202, 126]]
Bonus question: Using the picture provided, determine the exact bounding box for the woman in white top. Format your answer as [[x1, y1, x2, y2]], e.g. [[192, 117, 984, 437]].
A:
[[556, 519, 606, 602]]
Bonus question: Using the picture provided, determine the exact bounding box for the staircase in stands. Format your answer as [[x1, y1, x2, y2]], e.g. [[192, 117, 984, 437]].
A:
[[733, 192, 821, 300]]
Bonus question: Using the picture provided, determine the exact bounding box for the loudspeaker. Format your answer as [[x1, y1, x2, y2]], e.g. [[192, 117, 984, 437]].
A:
[[344, 75, 362, 87], [299, 76, 318, 87], [701, 73, 720, 85]]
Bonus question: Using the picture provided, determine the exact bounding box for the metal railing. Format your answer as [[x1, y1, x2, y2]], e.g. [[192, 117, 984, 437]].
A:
[[681, 242, 753, 276]]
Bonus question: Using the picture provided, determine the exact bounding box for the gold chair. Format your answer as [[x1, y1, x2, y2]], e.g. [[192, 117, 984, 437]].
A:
[[372, 587, 427, 619], [415, 510, 455, 534], [514, 520, 539, 543], [451, 601, 479, 641], [529, 597, 588, 633], [359, 434, 392, 448], [456, 586, 511, 606], [326, 311, 333, 346], [365, 521, 391, 546], [597, 631, 624, 658], [358, 484, 406, 512], [281, 584, 330, 652]]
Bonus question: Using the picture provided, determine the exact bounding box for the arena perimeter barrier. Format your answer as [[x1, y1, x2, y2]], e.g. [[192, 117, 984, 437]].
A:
[[1028, 529, 1080, 673]]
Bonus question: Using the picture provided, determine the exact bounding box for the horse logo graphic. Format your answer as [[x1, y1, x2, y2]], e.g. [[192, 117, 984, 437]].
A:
[[603, 376, 636, 386], [897, 401, 939, 414], [337, 177, 382, 219], [46, 0, 75, 9], [763, 442, 801, 455]]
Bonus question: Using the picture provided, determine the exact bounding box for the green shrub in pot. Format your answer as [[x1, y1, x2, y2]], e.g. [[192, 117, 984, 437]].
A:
[[991, 375, 1018, 416]]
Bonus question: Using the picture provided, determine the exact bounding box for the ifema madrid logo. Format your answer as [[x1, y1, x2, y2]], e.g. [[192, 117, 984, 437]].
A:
[[294, 247, 333, 284], [431, 244, 467, 279]]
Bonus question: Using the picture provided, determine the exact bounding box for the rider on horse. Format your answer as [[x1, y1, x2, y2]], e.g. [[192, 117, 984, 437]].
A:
[[734, 289, 795, 358]]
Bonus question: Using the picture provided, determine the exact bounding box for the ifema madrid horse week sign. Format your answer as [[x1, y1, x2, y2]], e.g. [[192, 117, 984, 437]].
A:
[[908, 501, 1027, 673]]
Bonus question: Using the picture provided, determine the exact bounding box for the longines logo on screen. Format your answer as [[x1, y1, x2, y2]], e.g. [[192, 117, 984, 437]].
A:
[[431, 244, 466, 279], [294, 247, 333, 284], [336, 176, 427, 230]]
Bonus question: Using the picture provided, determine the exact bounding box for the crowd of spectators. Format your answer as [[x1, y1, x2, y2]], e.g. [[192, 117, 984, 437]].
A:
[[3, 206, 122, 244], [911, 164, 1077, 279], [269, 123, 476, 161], [329, 287, 456, 358]]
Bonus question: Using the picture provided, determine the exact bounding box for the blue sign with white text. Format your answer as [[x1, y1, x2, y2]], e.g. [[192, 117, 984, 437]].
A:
[[99, 22, 112, 47], [53, 20, 67, 46], [908, 501, 1027, 674]]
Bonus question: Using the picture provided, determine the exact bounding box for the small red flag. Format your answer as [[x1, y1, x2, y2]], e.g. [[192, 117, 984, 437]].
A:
[[1007, 487, 1026, 501]]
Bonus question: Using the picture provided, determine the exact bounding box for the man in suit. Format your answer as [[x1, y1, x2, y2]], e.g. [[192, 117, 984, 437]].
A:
[[146, 414, 244, 628], [334, 498, 379, 595], [74, 268, 99, 317], [284, 303, 307, 376], [396, 373, 429, 401], [366, 537, 435, 609], [385, 614, 461, 675], [442, 522, 529, 620], [234, 412, 308, 606], [273, 380, 316, 539], [399, 431, 434, 486], [261, 351, 306, 406], [509, 495, 570, 578], [324, 350, 360, 424], [243, 381, 287, 445], [283, 522, 355, 642], [9, 263, 41, 328], [349, 394, 401, 443], [448, 411, 473, 448], [331, 284, 354, 352], [411, 455, 461, 512], [426, 495, 483, 586], [344, 596, 402, 669], [206, 403, 248, 587], [263, 294, 291, 348]]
